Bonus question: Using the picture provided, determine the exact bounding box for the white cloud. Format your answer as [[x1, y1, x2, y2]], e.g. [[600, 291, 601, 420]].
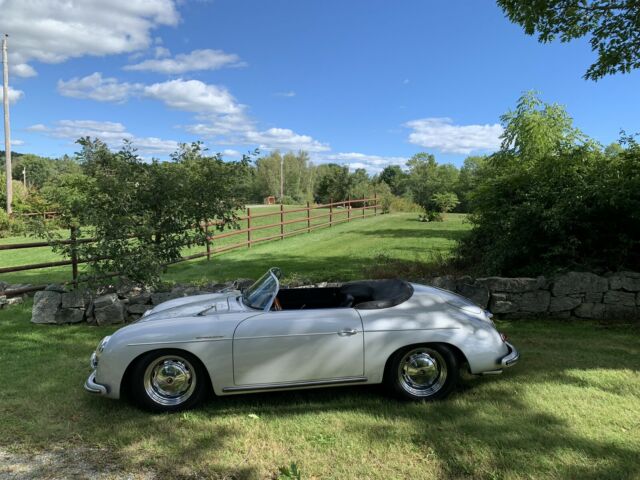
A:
[[143, 79, 244, 115], [154, 46, 171, 58], [57, 72, 143, 103], [28, 119, 178, 156], [274, 91, 296, 98], [0, 0, 179, 75], [405, 117, 503, 154], [12, 139, 25, 146], [12, 63, 37, 78], [0, 86, 24, 104], [125, 49, 244, 74], [245, 128, 330, 153], [324, 152, 407, 174]]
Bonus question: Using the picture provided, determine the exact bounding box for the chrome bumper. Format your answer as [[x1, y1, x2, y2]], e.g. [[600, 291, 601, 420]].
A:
[[84, 371, 108, 395], [501, 341, 519, 368]]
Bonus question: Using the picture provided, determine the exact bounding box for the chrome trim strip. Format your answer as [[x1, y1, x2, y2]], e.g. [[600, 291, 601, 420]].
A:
[[127, 338, 229, 346], [223, 376, 368, 392], [365, 327, 460, 333], [84, 371, 108, 395], [234, 331, 359, 341], [501, 341, 519, 367]]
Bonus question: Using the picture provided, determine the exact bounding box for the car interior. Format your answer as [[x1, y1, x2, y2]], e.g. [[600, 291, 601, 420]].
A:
[[272, 279, 413, 310]]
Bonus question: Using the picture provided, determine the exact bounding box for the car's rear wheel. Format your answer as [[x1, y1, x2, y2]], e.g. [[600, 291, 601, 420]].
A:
[[130, 350, 208, 412], [385, 344, 459, 401]]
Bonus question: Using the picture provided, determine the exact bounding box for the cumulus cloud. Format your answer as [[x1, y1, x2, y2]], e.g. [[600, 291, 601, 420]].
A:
[[0, 86, 24, 104], [0, 0, 179, 75], [405, 117, 503, 154], [143, 79, 244, 115], [12, 63, 37, 78], [28, 119, 178, 156], [57, 72, 143, 103], [323, 152, 407, 173], [245, 128, 330, 153], [125, 48, 244, 74]]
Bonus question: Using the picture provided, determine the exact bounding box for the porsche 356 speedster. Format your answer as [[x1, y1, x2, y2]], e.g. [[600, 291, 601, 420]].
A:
[[85, 267, 518, 412]]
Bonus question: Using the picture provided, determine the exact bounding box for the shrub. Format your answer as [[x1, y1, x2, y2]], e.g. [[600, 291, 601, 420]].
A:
[[456, 92, 640, 276]]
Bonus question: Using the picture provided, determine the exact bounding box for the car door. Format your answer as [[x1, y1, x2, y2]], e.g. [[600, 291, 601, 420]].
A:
[[232, 308, 364, 385]]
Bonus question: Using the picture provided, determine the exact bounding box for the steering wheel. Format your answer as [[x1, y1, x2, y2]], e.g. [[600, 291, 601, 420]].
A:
[[273, 297, 282, 311]]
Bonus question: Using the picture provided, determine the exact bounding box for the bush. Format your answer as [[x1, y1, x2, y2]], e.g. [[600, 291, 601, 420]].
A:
[[456, 92, 640, 276], [0, 210, 28, 238]]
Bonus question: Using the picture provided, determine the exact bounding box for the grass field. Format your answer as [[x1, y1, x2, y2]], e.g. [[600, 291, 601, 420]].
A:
[[0, 303, 638, 479], [1, 211, 639, 478], [0, 211, 469, 286]]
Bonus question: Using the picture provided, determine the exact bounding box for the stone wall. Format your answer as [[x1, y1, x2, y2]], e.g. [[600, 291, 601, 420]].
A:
[[28, 279, 255, 325], [14, 270, 640, 325], [428, 271, 640, 320]]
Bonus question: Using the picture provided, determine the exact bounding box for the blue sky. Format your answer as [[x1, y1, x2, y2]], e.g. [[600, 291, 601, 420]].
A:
[[2, 0, 639, 173]]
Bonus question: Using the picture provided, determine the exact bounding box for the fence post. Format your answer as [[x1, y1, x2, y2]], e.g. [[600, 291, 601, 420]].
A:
[[374, 193, 377, 216], [362, 199, 365, 218], [347, 195, 351, 222], [307, 201, 311, 233], [70, 226, 78, 286], [280, 203, 284, 240], [329, 198, 333, 227], [205, 222, 211, 261], [247, 208, 251, 248]]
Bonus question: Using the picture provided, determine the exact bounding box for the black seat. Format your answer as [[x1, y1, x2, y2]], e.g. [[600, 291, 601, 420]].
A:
[[338, 293, 354, 308]]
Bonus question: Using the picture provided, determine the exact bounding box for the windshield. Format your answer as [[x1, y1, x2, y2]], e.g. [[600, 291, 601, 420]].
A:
[[242, 268, 281, 311]]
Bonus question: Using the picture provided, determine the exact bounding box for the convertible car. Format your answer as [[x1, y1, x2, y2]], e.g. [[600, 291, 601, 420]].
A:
[[85, 268, 518, 412]]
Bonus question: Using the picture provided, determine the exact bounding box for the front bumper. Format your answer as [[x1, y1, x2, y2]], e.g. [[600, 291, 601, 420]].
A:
[[84, 370, 108, 395], [501, 341, 519, 368]]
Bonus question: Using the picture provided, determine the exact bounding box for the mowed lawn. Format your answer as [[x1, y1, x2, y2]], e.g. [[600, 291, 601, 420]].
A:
[[0, 303, 638, 479], [0, 211, 468, 286]]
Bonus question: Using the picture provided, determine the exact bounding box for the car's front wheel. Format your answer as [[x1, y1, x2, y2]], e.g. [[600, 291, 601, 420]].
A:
[[386, 344, 459, 401], [130, 350, 208, 412]]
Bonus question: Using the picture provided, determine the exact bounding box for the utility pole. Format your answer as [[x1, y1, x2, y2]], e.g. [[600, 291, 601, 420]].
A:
[[2, 34, 12, 214], [279, 154, 284, 202], [22, 166, 26, 188]]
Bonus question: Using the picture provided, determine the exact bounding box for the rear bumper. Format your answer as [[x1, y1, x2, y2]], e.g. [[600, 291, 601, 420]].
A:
[[84, 371, 108, 395], [501, 341, 519, 368]]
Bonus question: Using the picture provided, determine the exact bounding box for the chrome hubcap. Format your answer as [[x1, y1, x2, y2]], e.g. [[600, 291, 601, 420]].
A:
[[398, 348, 447, 397], [143, 356, 196, 406]]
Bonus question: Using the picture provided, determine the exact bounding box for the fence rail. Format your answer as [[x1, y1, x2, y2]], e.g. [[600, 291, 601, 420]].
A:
[[1, 196, 380, 297]]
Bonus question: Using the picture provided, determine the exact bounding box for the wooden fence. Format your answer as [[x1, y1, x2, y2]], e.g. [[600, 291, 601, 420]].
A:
[[1, 196, 380, 297]]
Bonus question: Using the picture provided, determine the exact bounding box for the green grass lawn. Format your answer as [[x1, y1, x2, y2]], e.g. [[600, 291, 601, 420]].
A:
[[0, 211, 469, 286], [0, 302, 638, 479]]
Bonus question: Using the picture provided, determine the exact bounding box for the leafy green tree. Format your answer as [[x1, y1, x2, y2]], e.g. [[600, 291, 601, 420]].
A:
[[457, 92, 640, 275], [314, 164, 352, 204], [432, 192, 460, 214], [406, 153, 460, 219], [378, 165, 409, 196], [456, 156, 487, 212], [497, 0, 640, 80], [39, 139, 249, 285]]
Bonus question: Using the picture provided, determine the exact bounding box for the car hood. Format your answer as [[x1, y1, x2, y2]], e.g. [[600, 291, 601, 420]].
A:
[[136, 290, 247, 322]]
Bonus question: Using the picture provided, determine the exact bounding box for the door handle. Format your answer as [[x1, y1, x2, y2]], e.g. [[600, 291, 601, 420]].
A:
[[337, 328, 358, 336]]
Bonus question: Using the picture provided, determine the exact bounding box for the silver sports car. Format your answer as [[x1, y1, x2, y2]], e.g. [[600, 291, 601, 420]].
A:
[[85, 267, 519, 412]]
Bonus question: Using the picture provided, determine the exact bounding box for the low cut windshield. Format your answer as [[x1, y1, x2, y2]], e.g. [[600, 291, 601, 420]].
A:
[[242, 268, 281, 311]]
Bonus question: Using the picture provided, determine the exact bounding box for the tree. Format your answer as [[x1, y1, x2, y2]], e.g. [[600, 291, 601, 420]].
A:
[[378, 165, 409, 196], [39, 139, 249, 285], [432, 192, 460, 214], [314, 164, 352, 204], [456, 92, 640, 275], [456, 156, 487, 212], [497, 0, 640, 80], [406, 153, 459, 220]]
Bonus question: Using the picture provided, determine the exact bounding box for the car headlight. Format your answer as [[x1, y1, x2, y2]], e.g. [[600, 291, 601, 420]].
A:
[[97, 335, 111, 354], [91, 335, 112, 368]]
